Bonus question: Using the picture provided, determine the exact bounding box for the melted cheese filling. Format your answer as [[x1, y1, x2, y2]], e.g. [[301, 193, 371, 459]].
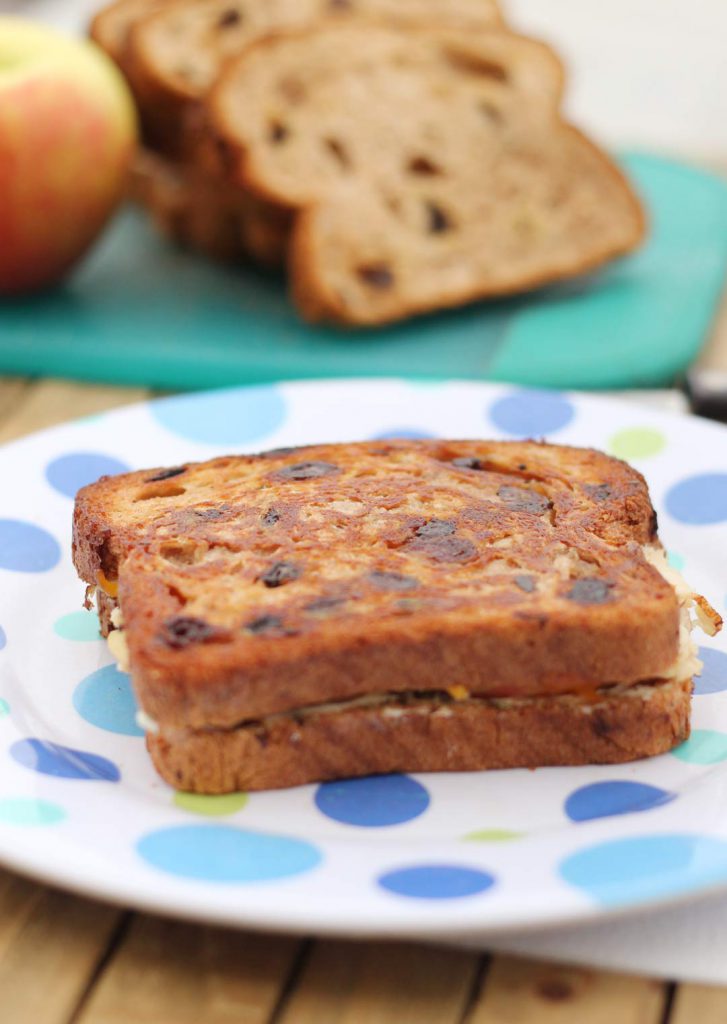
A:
[[642, 544, 721, 682]]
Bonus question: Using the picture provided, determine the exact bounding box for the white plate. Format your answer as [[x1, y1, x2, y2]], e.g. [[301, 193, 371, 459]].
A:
[[1, 378, 727, 939]]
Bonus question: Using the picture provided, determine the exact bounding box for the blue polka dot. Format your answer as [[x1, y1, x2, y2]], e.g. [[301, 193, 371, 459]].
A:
[[45, 453, 130, 499], [73, 664, 144, 737], [0, 520, 60, 573], [0, 625, 5, 650], [10, 739, 120, 781], [378, 864, 495, 900], [560, 834, 727, 908], [370, 429, 438, 440], [0, 698, 9, 717], [137, 825, 321, 882], [565, 781, 675, 823], [315, 775, 430, 827], [151, 386, 287, 446], [694, 647, 727, 695], [665, 474, 727, 525], [489, 390, 574, 437]]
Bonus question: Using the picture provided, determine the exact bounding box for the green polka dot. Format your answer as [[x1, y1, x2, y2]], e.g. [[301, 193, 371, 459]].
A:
[[667, 551, 685, 572], [0, 698, 8, 718], [54, 609, 102, 642], [609, 427, 667, 460], [173, 791, 248, 816], [0, 798, 66, 826], [673, 730, 727, 765], [463, 829, 524, 842]]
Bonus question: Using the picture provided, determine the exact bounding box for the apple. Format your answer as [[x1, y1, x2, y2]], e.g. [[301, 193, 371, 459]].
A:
[[0, 17, 137, 295]]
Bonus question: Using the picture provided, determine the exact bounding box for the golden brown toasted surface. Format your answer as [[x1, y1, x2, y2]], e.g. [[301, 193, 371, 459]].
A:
[[210, 26, 644, 324], [73, 439, 678, 728], [147, 678, 692, 793]]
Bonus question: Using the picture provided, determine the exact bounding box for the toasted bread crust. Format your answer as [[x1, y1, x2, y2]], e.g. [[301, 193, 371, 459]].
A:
[[73, 439, 678, 728], [147, 678, 691, 793]]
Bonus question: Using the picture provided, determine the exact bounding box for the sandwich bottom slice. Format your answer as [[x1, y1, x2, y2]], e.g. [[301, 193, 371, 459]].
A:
[[74, 438, 722, 794], [145, 679, 691, 794]]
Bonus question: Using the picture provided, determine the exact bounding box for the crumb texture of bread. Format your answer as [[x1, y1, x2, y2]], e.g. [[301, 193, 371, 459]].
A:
[[73, 440, 678, 730], [210, 26, 645, 323], [147, 678, 692, 793]]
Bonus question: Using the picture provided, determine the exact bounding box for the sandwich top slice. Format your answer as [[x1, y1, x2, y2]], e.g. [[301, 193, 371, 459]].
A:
[[73, 439, 721, 792]]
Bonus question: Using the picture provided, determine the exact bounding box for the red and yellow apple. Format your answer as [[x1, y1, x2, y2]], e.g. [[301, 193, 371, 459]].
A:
[[0, 18, 137, 295]]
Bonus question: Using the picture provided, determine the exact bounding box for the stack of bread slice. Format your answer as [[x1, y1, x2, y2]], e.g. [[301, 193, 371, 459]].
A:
[[92, 0, 646, 325]]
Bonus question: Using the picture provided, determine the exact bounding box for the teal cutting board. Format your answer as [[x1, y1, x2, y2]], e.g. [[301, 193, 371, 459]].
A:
[[2, 153, 726, 391]]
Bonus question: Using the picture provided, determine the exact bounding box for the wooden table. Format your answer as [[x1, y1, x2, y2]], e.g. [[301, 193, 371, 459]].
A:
[[2, 304, 727, 1023]]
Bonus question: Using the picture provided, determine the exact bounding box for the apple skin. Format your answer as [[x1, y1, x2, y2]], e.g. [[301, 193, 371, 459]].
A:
[[0, 18, 138, 295]]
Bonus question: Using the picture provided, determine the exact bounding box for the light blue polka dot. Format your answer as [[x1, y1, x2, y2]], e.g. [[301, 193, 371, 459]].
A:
[[0, 698, 9, 717], [73, 664, 144, 737], [54, 610, 102, 642], [665, 474, 727, 525], [0, 798, 66, 826], [45, 453, 130, 499], [10, 739, 120, 781], [0, 625, 5, 650], [560, 834, 727, 907], [488, 390, 574, 437], [151, 386, 287, 446], [371, 429, 438, 440], [315, 775, 430, 827], [672, 730, 727, 765], [565, 781, 675, 823], [0, 520, 60, 573], [378, 864, 495, 900], [694, 647, 727, 695], [137, 825, 321, 882]]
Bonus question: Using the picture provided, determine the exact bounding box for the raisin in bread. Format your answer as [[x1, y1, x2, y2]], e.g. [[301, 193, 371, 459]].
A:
[[72, 439, 721, 791], [210, 25, 646, 324]]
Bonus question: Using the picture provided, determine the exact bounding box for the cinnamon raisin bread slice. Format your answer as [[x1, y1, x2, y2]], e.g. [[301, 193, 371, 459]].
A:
[[127, 0, 501, 162], [130, 0, 503, 106], [211, 25, 646, 325]]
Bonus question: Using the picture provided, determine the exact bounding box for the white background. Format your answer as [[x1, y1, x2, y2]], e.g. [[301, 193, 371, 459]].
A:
[[5, 0, 726, 160]]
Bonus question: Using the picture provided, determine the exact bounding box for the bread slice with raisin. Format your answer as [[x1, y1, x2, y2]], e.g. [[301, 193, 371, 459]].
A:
[[127, 0, 503, 152], [73, 440, 720, 792], [210, 25, 645, 324]]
